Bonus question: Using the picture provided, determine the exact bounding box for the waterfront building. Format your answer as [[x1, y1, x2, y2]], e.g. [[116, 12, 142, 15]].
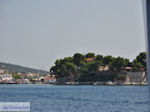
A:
[[0, 73, 13, 82]]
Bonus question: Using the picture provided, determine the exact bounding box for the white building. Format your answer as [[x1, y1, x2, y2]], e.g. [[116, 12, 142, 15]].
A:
[[0, 74, 13, 81]]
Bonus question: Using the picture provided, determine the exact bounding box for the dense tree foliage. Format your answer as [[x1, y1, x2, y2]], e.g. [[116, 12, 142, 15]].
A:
[[132, 60, 143, 68], [110, 57, 129, 71], [95, 55, 103, 61], [50, 52, 146, 82], [73, 53, 85, 68], [135, 52, 146, 68], [103, 56, 113, 66], [85, 53, 95, 58]]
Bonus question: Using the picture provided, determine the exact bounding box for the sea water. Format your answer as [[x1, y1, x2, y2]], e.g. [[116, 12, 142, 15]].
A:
[[0, 84, 149, 112]]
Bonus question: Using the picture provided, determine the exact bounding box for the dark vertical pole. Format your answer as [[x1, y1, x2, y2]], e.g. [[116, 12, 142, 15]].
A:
[[145, 0, 150, 87]]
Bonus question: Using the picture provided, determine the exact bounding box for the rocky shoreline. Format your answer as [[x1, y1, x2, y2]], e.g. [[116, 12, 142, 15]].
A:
[[41, 81, 148, 86], [0, 81, 148, 85]]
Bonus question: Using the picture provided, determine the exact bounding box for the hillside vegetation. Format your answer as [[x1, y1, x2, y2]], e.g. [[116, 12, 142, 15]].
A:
[[0, 62, 48, 75]]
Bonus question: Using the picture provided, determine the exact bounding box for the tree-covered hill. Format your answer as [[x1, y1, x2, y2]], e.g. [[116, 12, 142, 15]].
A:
[[50, 52, 146, 82], [0, 62, 49, 75]]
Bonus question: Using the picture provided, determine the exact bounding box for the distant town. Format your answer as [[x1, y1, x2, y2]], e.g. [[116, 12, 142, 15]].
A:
[[0, 52, 148, 85]]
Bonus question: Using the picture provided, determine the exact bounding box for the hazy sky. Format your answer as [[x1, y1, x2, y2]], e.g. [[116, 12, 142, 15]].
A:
[[0, 0, 146, 71]]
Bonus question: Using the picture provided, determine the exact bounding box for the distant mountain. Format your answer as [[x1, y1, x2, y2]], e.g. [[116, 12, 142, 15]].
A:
[[0, 62, 49, 75]]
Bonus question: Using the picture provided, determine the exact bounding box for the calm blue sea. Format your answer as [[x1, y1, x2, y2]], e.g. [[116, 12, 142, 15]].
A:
[[0, 84, 149, 112]]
